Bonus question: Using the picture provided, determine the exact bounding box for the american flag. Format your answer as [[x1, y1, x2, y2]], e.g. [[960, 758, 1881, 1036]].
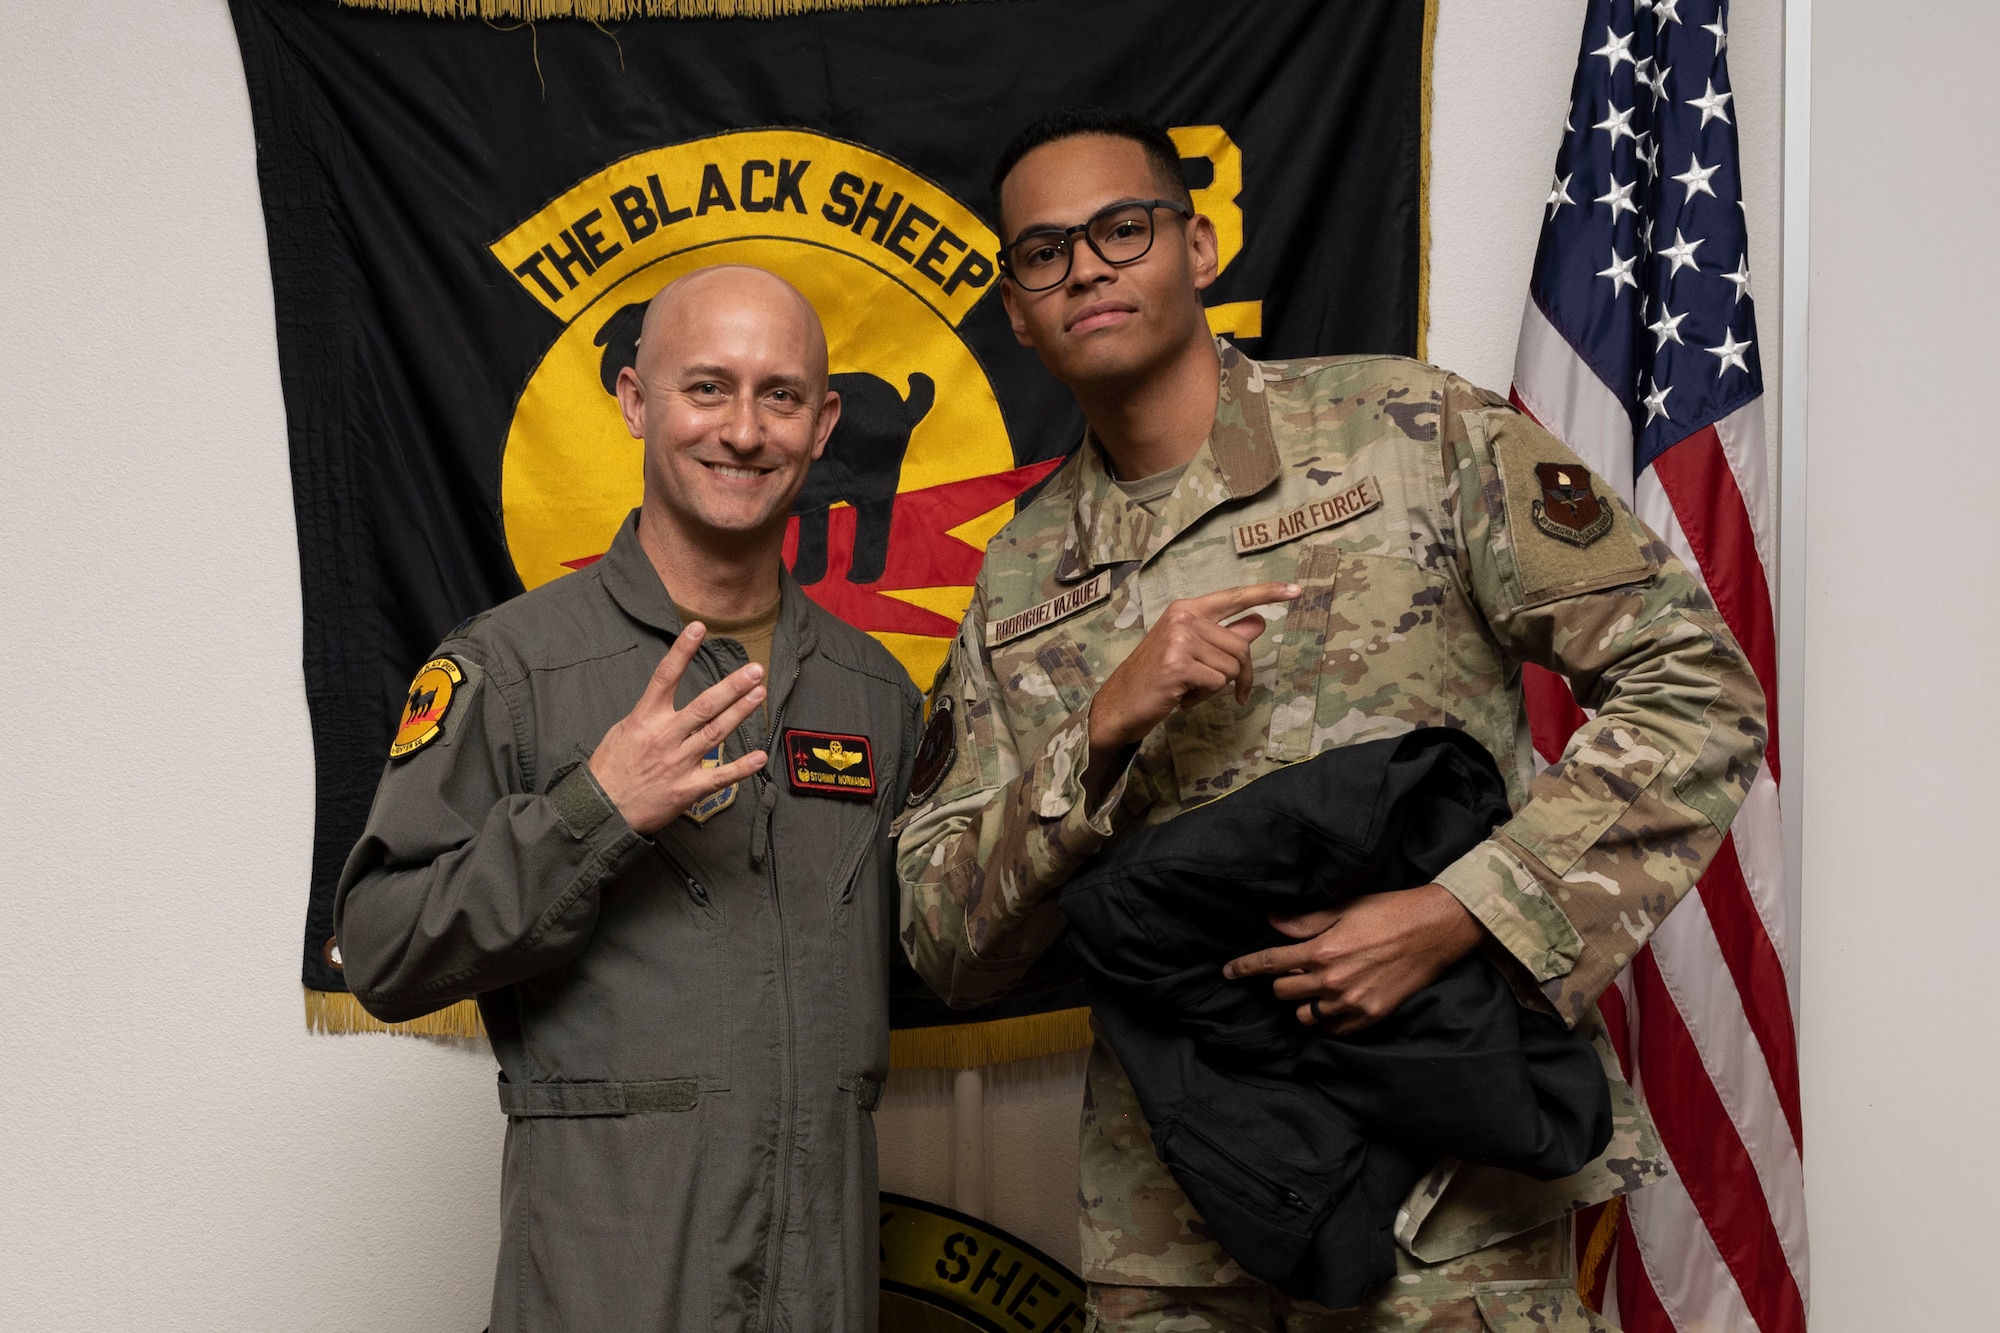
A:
[[1508, 2, 1804, 1331]]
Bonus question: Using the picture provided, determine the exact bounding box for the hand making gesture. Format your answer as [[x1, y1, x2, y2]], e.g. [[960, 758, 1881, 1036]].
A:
[[588, 623, 770, 834]]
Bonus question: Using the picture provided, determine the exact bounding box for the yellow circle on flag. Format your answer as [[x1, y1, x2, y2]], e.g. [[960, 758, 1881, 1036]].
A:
[[495, 130, 1032, 690]]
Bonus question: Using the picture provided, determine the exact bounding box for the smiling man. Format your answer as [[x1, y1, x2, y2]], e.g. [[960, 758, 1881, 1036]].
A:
[[894, 111, 1766, 1331], [336, 265, 922, 1331]]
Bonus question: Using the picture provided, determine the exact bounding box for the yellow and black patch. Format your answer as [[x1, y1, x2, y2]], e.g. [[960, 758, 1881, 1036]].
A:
[[785, 728, 877, 798], [389, 657, 463, 758]]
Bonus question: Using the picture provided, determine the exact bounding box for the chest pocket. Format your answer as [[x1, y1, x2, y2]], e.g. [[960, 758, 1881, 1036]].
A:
[[990, 627, 1096, 722], [1313, 552, 1451, 742], [1266, 540, 1343, 762]]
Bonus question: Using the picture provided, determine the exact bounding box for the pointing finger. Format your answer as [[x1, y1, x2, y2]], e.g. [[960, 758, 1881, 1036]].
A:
[[1186, 582, 1301, 622]]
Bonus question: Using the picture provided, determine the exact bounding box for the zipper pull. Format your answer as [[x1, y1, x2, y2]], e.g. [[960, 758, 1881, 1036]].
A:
[[685, 876, 710, 907]]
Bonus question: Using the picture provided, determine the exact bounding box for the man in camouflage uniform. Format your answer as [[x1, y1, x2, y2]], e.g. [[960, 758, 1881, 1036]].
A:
[[893, 109, 1767, 1332]]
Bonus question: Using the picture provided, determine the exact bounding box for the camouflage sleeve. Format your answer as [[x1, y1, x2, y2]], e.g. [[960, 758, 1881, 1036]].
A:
[[1430, 377, 1768, 1025], [891, 599, 1140, 1008]]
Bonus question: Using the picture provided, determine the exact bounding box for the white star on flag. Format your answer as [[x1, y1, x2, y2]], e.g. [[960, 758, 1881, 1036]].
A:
[[1592, 26, 1637, 72], [1641, 377, 1673, 424], [1593, 102, 1639, 146], [1657, 228, 1704, 277], [1597, 247, 1639, 295], [1596, 175, 1640, 220], [1724, 254, 1753, 305], [1653, 0, 1682, 31], [1703, 13, 1727, 55], [1673, 152, 1720, 199], [1639, 59, 1672, 105], [1546, 172, 1575, 220], [1706, 328, 1753, 376], [1688, 78, 1734, 129], [1648, 304, 1688, 347]]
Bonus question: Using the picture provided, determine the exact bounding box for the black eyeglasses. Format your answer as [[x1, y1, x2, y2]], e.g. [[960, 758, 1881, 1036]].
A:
[[997, 199, 1195, 291]]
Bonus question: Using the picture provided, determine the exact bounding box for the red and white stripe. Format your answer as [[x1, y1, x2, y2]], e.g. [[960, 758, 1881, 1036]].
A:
[[1513, 299, 1807, 1333]]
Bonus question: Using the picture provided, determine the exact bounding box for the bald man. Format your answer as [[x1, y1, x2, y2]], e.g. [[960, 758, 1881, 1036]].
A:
[[336, 265, 923, 1332]]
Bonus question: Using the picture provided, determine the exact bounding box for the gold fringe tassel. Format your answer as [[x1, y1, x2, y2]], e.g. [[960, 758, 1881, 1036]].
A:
[[890, 1006, 1092, 1070], [1416, 0, 1436, 362], [1575, 1194, 1624, 1309], [305, 987, 488, 1039], [337, 0, 984, 18]]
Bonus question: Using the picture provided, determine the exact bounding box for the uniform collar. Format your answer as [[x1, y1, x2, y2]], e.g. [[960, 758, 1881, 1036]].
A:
[[1054, 338, 1283, 582], [598, 509, 818, 660]]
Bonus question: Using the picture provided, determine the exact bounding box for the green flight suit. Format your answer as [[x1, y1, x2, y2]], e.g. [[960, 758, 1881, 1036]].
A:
[[337, 512, 922, 1332]]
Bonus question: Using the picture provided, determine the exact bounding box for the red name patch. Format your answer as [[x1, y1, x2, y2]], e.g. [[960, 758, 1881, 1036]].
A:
[[783, 729, 878, 799]]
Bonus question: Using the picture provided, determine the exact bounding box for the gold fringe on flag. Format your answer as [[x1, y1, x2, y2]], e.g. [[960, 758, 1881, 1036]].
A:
[[337, 0, 984, 18], [1575, 1194, 1624, 1308], [890, 1006, 1092, 1070], [305, 987, 488, 1039]]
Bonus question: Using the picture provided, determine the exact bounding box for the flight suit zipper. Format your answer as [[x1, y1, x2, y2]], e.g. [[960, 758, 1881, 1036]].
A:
[[755, 662, 802, 1332]]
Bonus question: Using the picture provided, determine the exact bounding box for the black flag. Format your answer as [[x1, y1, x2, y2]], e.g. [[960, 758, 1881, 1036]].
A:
[[229, 0, 1429, 1039]]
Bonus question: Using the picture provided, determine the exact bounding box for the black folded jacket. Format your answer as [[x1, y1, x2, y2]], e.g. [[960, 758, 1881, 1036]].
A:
[[1058, 729, 1612, 1309]]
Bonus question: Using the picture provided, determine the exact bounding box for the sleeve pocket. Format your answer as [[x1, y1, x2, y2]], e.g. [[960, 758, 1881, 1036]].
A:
[[1507, 723, 1671, 876]]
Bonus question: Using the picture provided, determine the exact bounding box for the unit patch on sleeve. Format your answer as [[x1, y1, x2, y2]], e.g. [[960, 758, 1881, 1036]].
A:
[[1530, 463, 1614, 547], [784, 729, 878, 798], [1231, 476, 1382, 554], [683, 742, 739, 824], [983, 571, 1111, 648], [389, 657, 463, 759], [907, 697, 958, 807]]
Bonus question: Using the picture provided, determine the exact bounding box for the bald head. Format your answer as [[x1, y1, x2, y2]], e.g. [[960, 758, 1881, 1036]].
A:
[[634, 264, 829, 392], [614, 263, 844, 570]]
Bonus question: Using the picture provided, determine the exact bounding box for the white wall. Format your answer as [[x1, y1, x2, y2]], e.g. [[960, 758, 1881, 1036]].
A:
[[1798, 2, 2000, 1329], [0, 3, 1787, 1329]]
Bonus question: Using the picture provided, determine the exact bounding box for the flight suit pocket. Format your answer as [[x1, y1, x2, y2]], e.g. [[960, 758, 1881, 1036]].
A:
[[637, 839, 733, 1091], [1266, 540, 1342, 762]]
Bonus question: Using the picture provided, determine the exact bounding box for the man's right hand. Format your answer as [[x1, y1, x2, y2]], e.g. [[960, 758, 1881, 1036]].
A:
[[1088, 581, 1301, 756], [589, 623, 770, 835]]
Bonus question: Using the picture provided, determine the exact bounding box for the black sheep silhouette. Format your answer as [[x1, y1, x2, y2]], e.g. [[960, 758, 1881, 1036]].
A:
[[406, 686, 438, 720], [593, 301, 933, 585]]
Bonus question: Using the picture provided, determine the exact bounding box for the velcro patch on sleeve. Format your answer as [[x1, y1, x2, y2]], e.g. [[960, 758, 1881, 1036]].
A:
[[784, 729, 878, 799], [1489, 422, 1652, 606]]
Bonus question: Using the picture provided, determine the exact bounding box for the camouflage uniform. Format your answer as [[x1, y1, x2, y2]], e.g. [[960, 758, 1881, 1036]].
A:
[[893, 341, 1767, 1329]]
